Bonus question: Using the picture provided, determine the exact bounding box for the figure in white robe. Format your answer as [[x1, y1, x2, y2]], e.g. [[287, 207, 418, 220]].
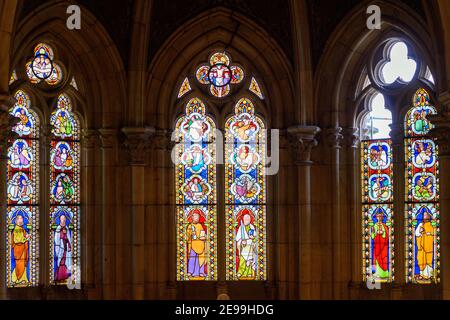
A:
[[236, 213, 257, 279], [54, 215, 72, 282]]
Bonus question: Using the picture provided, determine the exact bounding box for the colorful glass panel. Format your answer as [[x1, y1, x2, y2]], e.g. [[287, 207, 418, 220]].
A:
[[361, 139, 394, 282], [6, 90, 40, 287], [405, 88, 440, 284], [362, 204, 394, 283], [178, 77, 191, 98], [210, 84, 230, 98], [9, 70, 18, 85], [195, 52, 244, 98], [225, 98, 266, 281], [249, 77, 264, 100], [26, 43, 62, 86], [70, 77, 78, 91], [49, 94, 81, 286], [175, 98, 217, 281], [230, 66, 244, 84]]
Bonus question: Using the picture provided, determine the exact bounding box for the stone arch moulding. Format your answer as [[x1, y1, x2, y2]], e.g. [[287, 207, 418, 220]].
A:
[[11, 0, 127, 129], [5, 0, 128, 298], [314, 0, 443, 129], [146, 7, 296, 130]]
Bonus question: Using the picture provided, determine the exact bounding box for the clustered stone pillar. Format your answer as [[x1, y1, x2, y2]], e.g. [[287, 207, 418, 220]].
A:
[[430, 96, 450, 300], [287, 125, 320, 300], [0, 95, 16, 299], [325, 127, 345, 299], [343, 127, 361, 298], [122, 127, 155, 300], [81, 129, 100, 298], [99, 129, 118, 299]]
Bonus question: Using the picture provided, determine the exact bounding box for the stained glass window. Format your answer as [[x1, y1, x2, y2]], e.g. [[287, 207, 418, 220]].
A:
[[361, 91, 394, 283], [25, 43, 63, 86], [361, 140, 394, 283], [177, 78, 191, 99], [405, 88, 440, 284], [195, 52, 244, 98], [49, 94, 81, 286], [9, 70, 18, 85], [175, 98, 217, 281], [225, 98, 266, 281], [70, 77, 78, 91], [249, 77, 264, 100], [7, 90, 40, 287]]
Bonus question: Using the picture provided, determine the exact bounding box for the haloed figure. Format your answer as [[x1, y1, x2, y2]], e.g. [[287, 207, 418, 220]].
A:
[[371, 211, 389, 280], [236, 211, 257, 279], [54, 215, 72, 282], [186, 210, 207, 279], [11, 215, 31, 285], [416, 211, 435, 281]]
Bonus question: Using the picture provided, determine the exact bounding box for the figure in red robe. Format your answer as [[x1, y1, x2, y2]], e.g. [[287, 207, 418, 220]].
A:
[[371, 210, 389, 279]]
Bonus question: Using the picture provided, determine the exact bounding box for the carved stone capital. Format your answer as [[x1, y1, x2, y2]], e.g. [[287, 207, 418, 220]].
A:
[[98, 128, 117, 149], [324, 127, 344, 149], [79, 129, 99, 149], [153, 129, 176, 151], [343, 127, 360, 148], [122, 127, 156, 166], [287, 125, 321, 165], [429, 113, 450, 156], [438, 91, 450, 113]]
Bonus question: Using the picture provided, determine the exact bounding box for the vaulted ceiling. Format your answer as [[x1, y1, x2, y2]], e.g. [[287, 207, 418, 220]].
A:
[[17, 0, 425, 70]]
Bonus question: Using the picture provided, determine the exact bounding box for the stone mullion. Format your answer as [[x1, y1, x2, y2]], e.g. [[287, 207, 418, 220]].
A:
[[390, 123, 406, 298]]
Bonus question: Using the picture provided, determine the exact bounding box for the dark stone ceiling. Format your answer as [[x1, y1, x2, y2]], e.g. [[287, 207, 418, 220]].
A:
[[148, 0, 293, 64], [18, 0, 425, 71], [307, 0, 425, 69]]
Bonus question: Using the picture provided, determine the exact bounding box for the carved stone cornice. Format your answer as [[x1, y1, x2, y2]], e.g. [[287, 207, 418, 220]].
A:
[[343, 127, 360, 149], [122, 126, 156, 166], [79, 129, 99, 149], [287, 125, 321, 166], [98, 128, 117, 149], [324, 127, 344, 149]]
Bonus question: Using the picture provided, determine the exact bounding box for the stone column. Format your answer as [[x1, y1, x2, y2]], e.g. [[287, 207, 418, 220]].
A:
[[325, 127, 345, 299], [122, 127, 155, 300], [430, 104, 450, 299], [0, 95, 17, 299], [99, 129, 119, 299], [287, 125, 320, 300], [81, 129, 100, 298], [149, 130, 175, 299], [343, 128, 362, 299]]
